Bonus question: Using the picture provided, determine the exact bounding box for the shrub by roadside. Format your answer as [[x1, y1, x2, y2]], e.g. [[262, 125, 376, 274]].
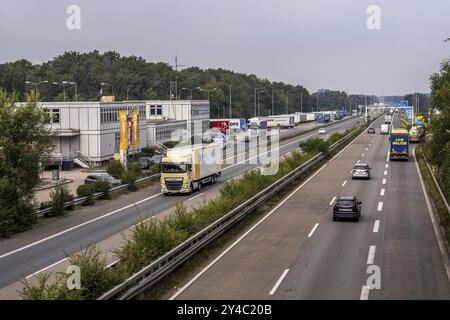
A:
[[48, 184, 73, 217], [76, 184, 95, 206], [107, 160, 125, 179]]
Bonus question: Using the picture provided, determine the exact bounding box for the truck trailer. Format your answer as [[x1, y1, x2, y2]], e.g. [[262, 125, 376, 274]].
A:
[[390, 129, 409, 160], [160, 144, 222, 195], [266, 115, 295, 128]]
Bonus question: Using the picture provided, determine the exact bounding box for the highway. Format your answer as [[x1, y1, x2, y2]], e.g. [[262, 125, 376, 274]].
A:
[[0, 117, 360, 290], [171, 114, 450, 300]]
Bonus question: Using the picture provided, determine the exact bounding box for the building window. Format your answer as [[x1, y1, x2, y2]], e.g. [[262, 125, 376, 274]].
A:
[[150, 105, 162, 116], [43, 108, 60, 124]]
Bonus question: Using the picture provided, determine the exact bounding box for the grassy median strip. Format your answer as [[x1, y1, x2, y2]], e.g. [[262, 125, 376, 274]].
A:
[[20, 126, 359, 300], [416, 147, 450, 245]]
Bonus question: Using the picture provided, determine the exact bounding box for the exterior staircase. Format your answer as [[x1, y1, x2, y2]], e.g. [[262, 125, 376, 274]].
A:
[[74, 151, 94, 168]]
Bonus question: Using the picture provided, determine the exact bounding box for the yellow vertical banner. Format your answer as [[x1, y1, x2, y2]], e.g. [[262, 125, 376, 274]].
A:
[[119, 111, 128, 150], [132, 110, 139, 149]]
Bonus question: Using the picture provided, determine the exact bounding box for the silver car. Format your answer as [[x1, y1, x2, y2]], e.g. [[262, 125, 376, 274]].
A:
[[351, 163, 371, 180]]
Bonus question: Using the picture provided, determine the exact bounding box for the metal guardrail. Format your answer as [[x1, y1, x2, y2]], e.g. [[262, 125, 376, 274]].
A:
[[421, 150, 450, 215], [35, 173, 161, 217], [98, 124, 366, 300]]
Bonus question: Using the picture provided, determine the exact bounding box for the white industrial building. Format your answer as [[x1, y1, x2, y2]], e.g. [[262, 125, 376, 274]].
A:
[[37, 100, 210, 166]]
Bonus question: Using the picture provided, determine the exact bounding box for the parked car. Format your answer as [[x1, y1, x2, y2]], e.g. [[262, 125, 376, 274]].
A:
[[150, 154, 163, 165], [351, 163, 371, 180], [84, 173, 121, 186], [367, 127, 376, 134], [333, 196, 362, 221], [138, 157, 153, 170], [318, 128, 327, 134]]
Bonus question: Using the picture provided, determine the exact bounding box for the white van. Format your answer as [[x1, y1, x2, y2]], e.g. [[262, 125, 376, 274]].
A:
[[380, 124, 389, 135]]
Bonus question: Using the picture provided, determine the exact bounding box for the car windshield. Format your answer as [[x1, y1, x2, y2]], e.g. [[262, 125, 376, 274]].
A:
[[336, 200, 355, 206], [161, 163, 191, 173], [354, 164, 369, 169]]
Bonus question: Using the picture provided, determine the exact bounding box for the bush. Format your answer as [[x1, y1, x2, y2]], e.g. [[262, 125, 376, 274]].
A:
[[149, 164, 160, 175], [127, 163, 143, 177], [49, 184, 72, 217], [20, 272, 83, 300], [300, 138, 329, 154], [93, 181, 111, 200], [327, 132, 344, 145], [141, 147, 155, 156], [76, 184, 95, 206], [67, 246, 120, 299], [116, 218, 187, 275], [107, 160, 125, 179], [121, 170, 139, 192], [163, 141, 178, 149]]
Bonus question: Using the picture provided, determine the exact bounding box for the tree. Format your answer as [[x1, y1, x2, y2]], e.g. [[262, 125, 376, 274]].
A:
[[0, 90, 53, 236], [428, 59, 450, 199]]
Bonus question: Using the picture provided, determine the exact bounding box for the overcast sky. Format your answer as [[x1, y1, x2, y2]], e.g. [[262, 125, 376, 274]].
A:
[[0, 0, 449, 95]]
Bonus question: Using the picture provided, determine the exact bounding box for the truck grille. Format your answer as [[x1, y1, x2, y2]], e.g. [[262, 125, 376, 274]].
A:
[[165, 179, 183, 191]]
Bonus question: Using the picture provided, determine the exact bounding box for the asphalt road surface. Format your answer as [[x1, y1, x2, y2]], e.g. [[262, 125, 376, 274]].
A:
[[172, 114, 450, 300], [0, 117, 360, 289]]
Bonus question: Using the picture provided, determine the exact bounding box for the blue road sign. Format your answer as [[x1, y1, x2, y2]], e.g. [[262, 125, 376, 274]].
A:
[[401, 100, 409, 107]]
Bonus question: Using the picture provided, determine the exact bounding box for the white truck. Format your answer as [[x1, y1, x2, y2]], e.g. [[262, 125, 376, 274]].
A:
[[160, 144, 222, 195], [385, 114, 392, 124], [380, 124, 389, 135], [265, 115, 295, 128]]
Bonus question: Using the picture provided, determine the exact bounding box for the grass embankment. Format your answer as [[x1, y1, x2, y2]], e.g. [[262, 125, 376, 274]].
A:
[[21, 126, 358, 300], [415, 147, 450, 245]]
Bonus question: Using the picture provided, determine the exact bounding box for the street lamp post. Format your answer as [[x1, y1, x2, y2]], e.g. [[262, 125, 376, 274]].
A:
[[181, 87, 201, 100], [53, 82, 66, 102], [257, 90, 264, 117], [229, 85, 232, 119], [100, 82, 114, 97], [63, 81, 77, 102], [25, 80, 48, 98]]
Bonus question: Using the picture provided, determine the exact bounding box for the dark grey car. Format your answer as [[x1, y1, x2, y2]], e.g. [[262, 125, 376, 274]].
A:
[[333, 196, 362, 222], [84, 173, 121, 186]]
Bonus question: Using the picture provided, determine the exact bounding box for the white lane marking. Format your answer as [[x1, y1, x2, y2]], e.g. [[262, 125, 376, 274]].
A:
[[329, 196, 337, 206], [308, 223, 319, 238], [382, 178, 386, 185], [384, 170, 388, 175], [377, 202, 383, 211], [369, 143, 371, 146], [413, 148, 450, 283], [269, 269, 290, 295], [360, 286, 370, 300], [169, 125, 365, 300], [386, 150, 390, 162], [385, 164, 389, 169], [357, 160, 360, 164], [365, 147, 368, 151], [373, 220, 380, 233], [362, 153, 365, 157], [0, 192, 163, 260], [25, 257, 68, 279], [367, 245, 376, 264], [342, 180, 347, 187], [187, 192, 204, 202], [380, 188, 385, 196]]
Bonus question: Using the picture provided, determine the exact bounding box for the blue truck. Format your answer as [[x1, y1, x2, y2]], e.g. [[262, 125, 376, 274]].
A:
[[323, 113, 331, 123], [315, 112, 324, 123], [390, 129, 409, 160]]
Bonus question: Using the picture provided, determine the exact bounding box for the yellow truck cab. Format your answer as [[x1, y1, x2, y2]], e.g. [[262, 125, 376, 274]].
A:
[[160, 143, 222, 195]]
